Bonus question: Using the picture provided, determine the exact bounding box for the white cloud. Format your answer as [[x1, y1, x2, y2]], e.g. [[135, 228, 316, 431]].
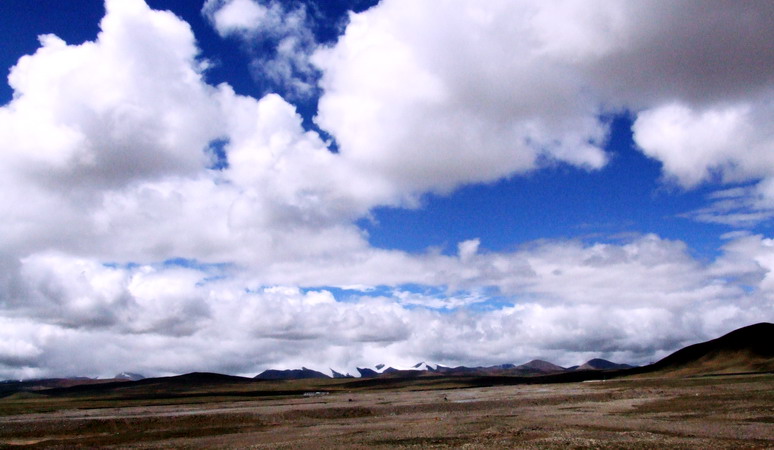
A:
[[203, 0, 269, 35], [682, 184, 774, 228], [457, 239, 480, 263], [2, 0, 221, 189], [632, 96, 774, 226], [313, 0, 609, 194], [0, 0, 384, 265], [633, 101, 774, 188], [2, 233, 772, 379], [314, 0, 774, 212], [0, 0, 223, 257], [16, 252, 130, 328], [713, 234, 774, 294]]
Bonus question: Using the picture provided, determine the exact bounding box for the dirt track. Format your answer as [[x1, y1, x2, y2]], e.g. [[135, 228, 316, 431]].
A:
[[1, 374, 772, 448]]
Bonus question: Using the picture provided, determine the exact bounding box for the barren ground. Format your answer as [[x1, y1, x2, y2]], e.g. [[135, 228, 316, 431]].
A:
[[0, 374, 772, 448]]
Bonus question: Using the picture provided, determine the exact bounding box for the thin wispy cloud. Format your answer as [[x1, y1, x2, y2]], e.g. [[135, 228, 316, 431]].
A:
[[203, 0, 320, 99]]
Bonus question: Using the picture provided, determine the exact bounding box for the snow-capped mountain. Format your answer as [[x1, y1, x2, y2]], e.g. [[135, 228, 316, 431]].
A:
[[259, 358, 636, 379], [115, 372, 145, 381]]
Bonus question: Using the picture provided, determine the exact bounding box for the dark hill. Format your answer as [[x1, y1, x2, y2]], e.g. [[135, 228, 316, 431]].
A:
[[356, 367, 380, 378], [0, 377, 139, 398], [255, 367, 330, 380], [154, 372, 253, 385], [515, 359, 566, 374], [642, 322, 774, 376], [577, 359, 633, 371], [331, 369, 354, 379], [21, 372, 253, 399]]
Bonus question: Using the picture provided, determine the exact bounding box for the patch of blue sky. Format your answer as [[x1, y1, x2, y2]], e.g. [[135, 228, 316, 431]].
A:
[[739, 285, 757, 295], [304, 284, 515, 312], [161, 257, 233, 272], [357, 114, 730, 260], [467, 297, 519, 313], [301, 285, 393, 303], [206, 138, 230, 170], [451, 286, 519, 312], [102, 262, 142, 270], [196, 275, 228, 287], [104, 258, 233, 279]]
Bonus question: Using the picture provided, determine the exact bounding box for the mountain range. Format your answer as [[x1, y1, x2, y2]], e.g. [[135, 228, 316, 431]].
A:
[[254, 357, 633, 380]]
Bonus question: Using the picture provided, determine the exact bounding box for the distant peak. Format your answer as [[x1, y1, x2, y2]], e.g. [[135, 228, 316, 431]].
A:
[[115, 372, 145, 381], [517, 360, 566, 373]]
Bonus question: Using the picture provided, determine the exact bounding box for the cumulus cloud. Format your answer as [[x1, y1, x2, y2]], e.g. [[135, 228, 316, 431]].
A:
[[633, 101, 774, 187], [0, 0, 386, 265], [313, 0, 610, 194], [0, 0, 223, 258], [1, 0, 221, 189], [314, 0, 774, 212], [632, 97, 774, 225], [0, 0, 773, 379]]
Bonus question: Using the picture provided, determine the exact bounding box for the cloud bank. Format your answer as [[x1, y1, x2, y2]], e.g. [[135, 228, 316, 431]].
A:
[[0, 0, 772, 378]]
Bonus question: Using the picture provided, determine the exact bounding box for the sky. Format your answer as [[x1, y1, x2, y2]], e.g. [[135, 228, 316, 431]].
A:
[[0, 0, 773, 379]]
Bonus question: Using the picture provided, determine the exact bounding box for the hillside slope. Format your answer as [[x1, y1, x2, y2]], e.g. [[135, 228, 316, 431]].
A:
[[643, 322, 774, 376]]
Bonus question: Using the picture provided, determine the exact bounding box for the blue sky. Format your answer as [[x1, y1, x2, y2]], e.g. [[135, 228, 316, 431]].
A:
[[360, 115, 729, 259], [0, 0, 772, 378]]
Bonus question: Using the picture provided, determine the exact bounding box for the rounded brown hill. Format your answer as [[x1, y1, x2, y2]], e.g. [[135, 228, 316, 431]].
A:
[[647, 322, 774, 376]]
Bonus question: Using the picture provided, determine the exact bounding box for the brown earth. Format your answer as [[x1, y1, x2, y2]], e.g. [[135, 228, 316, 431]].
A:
[[0, 373, 772, 449]]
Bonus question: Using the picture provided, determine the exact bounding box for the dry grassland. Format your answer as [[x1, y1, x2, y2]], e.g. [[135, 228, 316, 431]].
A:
[[0, 374, 772, 448]]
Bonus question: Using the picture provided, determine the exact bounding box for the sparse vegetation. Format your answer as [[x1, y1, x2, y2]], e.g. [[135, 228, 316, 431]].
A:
[[0, 374, 772, 448]]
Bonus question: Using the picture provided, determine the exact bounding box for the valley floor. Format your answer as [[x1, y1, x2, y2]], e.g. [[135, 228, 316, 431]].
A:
[[0, 374, 772, 448]]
